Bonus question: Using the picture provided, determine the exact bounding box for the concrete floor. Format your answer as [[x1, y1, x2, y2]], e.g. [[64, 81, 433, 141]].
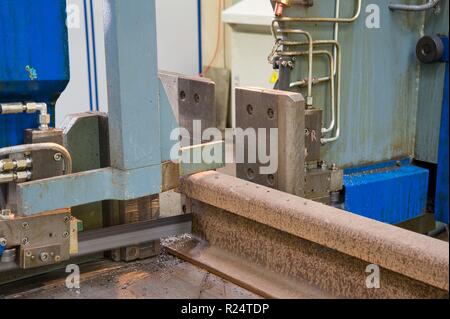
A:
[[0, 249, 260, 299]]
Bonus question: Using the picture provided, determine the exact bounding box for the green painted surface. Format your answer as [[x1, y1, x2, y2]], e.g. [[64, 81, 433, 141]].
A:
[[282, 0, 447, 167]]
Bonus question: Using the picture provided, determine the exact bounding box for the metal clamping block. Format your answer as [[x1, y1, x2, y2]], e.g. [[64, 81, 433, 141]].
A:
[[236, 87, 305, 197], [305, 108, 323, 164], [159, 71, 216, 145], [0, 209, 74, 269], [24, 128, 65, 181]]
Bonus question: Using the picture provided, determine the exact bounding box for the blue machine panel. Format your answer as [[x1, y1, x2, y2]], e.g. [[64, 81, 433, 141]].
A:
[[0, 0, 69, 147], [435, 37, 449, 224], [344, 160, 429, 225]]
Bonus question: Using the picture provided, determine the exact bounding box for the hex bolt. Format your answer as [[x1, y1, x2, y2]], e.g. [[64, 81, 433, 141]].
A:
[[22, 237, 29, 245], [64, 216, 70, 223], [0, 238, 7, 247], [63, 231, 70, 239], [22, 222, 30, 230], [40, 252, 49, 262]]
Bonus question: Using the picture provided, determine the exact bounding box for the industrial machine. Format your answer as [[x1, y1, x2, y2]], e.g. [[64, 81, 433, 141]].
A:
[[0, 0, 448, 298], [0, 0, 220, 275], [235, 0, 449, 228]]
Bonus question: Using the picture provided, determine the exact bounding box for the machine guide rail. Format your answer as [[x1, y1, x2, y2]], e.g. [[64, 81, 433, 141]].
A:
[[0, 214, 192, 273]]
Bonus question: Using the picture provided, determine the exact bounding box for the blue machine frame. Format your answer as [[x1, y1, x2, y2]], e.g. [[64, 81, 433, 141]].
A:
[[435, 37, 449, 224]]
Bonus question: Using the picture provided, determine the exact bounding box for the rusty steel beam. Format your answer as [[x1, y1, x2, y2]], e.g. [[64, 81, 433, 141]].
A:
[[180, 171, 449, 292], [176, 202, 447, 298]]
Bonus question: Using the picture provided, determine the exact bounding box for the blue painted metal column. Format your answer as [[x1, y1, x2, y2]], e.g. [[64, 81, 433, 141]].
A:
[[15, 0, 166, 215], [435, 37, 449, 224], [103, 0, 161, 170]]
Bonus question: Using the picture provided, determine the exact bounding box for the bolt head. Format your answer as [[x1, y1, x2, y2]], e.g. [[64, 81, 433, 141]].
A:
[[53, 153, 63, 162], [40, 252, 49, 262], [0, 238, 7, 247]]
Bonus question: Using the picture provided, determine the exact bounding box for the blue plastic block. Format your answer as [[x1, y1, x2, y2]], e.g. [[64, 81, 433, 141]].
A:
[[344, 163, 429, 224]]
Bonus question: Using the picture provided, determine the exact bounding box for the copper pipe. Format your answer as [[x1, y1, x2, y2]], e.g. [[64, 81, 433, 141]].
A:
[[273, 0, 361, 25]]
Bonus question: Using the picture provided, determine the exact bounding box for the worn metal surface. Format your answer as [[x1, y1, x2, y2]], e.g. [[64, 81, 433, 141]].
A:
[[24, 129, 64, 181], [304, 166, 342, 201], [159, 71, 217, 155], [180, 171, 449, 291], [0, 215, 192, 272], [305, 109, 322, 163], [103, 0, 161, 170], [235, 87, 305, 196], [282, 1, 435, 166], [61, 112, 108, 230], [0, 210, 71, 269], [16, 166, 162, 216], [77, 215, 192, 257], [183, 200, 447, 298], [115, 195, 161, 262], [344, 161, 429, 224], [167, 237, 331, 299]]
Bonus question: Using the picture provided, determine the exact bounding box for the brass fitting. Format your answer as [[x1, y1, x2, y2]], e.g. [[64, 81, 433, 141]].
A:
[[274, 0, 292, 16], [0, 157, 32, 173], [0, 170, 32, 184]]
